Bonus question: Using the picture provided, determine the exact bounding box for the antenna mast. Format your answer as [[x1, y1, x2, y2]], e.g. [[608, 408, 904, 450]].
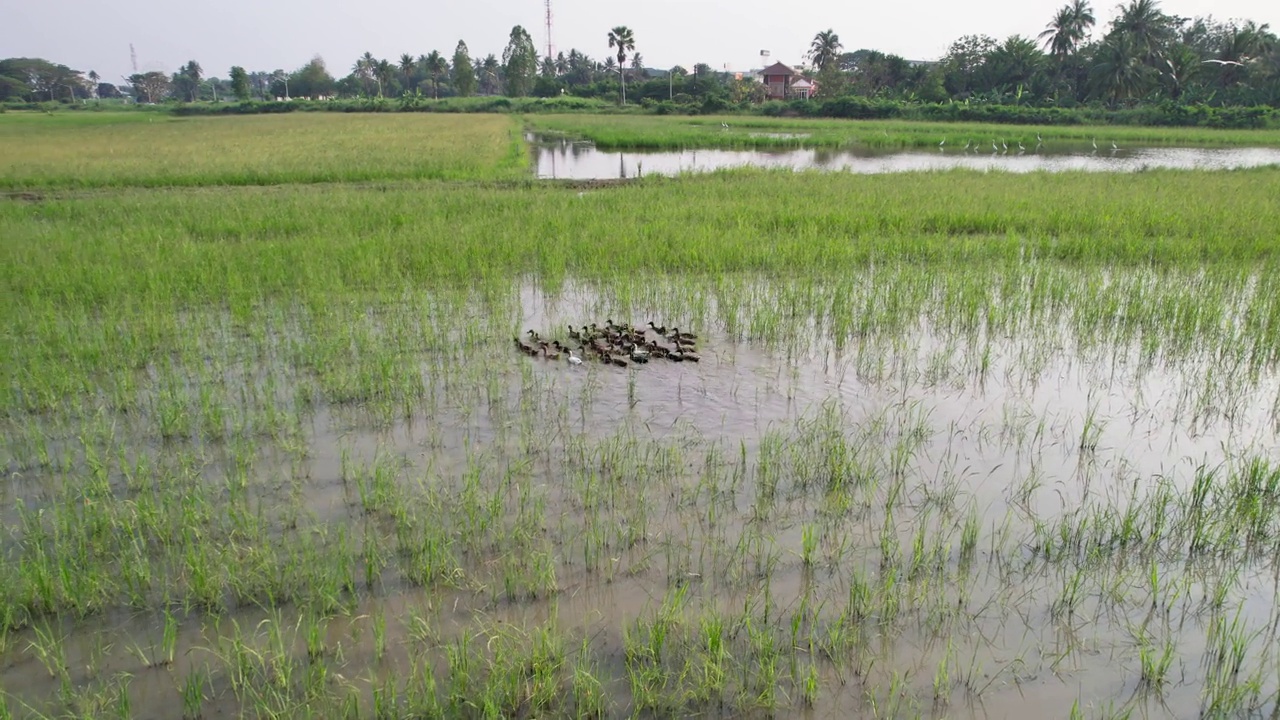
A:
[[544, 0, 554, 60]]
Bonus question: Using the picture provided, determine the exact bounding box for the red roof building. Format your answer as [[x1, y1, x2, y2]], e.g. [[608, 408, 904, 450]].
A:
[[758, 62, 815, 100]]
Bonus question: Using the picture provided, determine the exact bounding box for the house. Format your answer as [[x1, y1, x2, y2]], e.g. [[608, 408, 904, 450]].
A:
[[758, 62, 815, 100], [789, 78, 814, 100], [760, 62, 796, 100]]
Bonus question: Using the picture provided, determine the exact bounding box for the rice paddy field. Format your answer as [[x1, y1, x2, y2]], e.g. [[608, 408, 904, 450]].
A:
[[3, 110, 1280, 719]]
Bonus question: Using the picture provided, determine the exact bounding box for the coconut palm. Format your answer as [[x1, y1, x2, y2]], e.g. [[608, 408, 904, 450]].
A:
[[1158, 42, 1200, 98], [1040, 0, 1095, 57], [375, 59, 393, 97], [480, 54, 500, 95], [607, 26, 636, 104], [1091, 34, 1152, 104], [398, 54, 416, 95], [1041, 7, 1078, 57], [354, 52, 377, 96], [1112, 0, 1175, 61], [87, 69, 100, 99], [987, 35, 1046, 92], [425, 51, 449, 98], [809, 29, 843, 71]]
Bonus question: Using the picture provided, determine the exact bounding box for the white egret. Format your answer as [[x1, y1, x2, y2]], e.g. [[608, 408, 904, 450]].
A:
[[1202, 59, 1244, 67]]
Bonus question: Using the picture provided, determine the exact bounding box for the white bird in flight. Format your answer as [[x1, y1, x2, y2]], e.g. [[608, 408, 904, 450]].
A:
[[1202, 59, 1245, 67]]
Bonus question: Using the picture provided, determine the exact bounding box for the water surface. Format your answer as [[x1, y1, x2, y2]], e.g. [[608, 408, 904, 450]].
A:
[[531, 134, 1280, 179]]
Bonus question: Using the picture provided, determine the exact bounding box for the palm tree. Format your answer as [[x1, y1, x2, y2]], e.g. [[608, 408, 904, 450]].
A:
[[425, 51, 448, 98], [1040, 7, 1079, 57], [988, 35, 1046, 93], [1041, 0, 1095, 55], [1091, 34, 1152, 104], [1112, 0, 1174, 62], [375, 59, 393, 97], [809, 29, 843, 71], [1158, 43, 1199, 98], [354, 52, 377, 96], [480, 54, 500, 95], [607, 26, 636, 104], [399, 54, 416, 95], [87, 69, 100, 99]]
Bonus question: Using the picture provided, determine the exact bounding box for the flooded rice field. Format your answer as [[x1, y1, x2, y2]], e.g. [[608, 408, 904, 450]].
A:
[[531, 134, 1280, 179], [3, 270, 1280, 718]]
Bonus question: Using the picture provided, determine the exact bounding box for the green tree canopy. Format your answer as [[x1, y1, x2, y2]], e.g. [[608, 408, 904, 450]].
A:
[[502, 26, 538, 97], [452, 41, 477, 97]]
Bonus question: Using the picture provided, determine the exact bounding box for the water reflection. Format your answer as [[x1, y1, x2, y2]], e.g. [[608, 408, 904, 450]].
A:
[[530, 134, 1280, 179]]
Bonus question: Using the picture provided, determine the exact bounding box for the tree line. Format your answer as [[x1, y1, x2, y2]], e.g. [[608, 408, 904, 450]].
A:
[[2, 0, 1277, 110]]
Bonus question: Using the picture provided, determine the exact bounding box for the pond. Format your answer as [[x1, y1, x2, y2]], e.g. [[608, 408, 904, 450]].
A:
[[530, 134, 1280, 179]]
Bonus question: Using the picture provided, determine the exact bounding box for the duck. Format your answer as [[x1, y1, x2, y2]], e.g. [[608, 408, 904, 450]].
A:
[[669, 328, 698, 341], [514, 337, 538, 356], [540, 342, 560, 360], [566, 349, 583, 365], [568, 325, 582, 341], [648, 321, 667, 335], [675, 350, 700, 362]]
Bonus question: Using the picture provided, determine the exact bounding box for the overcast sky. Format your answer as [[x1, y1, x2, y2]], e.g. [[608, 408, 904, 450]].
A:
[[6, 0, 1277, 82]]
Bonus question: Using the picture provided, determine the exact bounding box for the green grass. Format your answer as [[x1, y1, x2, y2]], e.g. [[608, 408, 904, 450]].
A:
[[527, 113, 1280, 150], [0, 112, 526, 189], [2, 113, 1280, 718], [4, 169, 1278, 316]]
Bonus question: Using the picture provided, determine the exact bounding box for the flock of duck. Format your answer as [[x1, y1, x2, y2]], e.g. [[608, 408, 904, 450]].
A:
[[514, 320, 701, 367]]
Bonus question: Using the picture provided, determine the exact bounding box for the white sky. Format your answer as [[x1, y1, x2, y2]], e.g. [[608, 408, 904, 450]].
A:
[[5, 0, 1276, 82]]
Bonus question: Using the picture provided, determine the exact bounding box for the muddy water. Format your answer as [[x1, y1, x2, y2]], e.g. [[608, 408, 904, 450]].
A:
[[3, 276, 1280, 718], [530, 134, 1280, 179]]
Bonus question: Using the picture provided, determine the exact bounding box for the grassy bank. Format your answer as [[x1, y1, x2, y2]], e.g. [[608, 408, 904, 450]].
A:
[[0, 112, 526, 189], [527, 113, 1280, 150]]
